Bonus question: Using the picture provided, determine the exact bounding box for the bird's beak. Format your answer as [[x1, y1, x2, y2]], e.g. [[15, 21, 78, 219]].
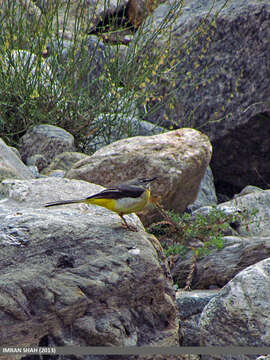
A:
[[148, 176, 158, 182]]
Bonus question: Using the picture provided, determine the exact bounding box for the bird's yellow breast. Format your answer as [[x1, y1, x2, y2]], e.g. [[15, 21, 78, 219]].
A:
[[86, 189, 150, 215], [86, 198, 116, 212]]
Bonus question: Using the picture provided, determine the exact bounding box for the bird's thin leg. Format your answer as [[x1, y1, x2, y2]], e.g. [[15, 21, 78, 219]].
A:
[[119, 214, 138, 232]]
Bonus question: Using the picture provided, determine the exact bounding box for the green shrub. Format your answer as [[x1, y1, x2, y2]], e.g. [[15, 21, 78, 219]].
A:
[[0, 0, 231, 150], [149, 206, 257, 259], [0, 0, 184, 149]]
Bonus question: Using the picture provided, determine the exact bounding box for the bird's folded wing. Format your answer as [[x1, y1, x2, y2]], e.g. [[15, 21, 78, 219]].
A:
[[86, 186, 144, 200]]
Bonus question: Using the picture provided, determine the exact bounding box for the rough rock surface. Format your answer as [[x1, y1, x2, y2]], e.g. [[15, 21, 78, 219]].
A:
[[218, 186, 270, 236], [176, 289, 219, 346], [0, 177, 179, 347], [26, 154, 48, 172], [192, 185, 270, 238], [0, 138, 34, 182], [187, 166, 217, 213], [222, 187, 270, 237], [146, 0, 270, 134], [19, 124, 76, 171], [42, 151, 89, 175], [66, 128, 212, 223], [199, 258, 270, 358], [144, 0, 270, 191]]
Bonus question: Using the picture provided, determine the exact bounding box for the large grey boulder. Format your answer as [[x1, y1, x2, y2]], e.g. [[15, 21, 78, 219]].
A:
[[0, 177, 179, 347], [199, 258, 270, 358], [144, 0, 270, 191]]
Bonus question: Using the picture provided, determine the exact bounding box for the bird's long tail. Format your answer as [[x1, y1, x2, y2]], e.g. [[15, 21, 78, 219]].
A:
[[44, 199, 85, 207]]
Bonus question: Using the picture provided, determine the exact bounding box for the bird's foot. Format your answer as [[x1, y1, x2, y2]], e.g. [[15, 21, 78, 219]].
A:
[[80, 204, 89, 213], [121, 222, 138, 232]]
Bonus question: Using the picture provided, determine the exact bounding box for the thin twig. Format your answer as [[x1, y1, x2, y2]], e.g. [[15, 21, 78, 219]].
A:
[[184, 250, 198, 291], [153, 201, 183, 233]]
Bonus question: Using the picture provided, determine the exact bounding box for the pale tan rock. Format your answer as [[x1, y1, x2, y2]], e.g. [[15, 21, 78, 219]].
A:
[[66, 128, 212, 222]]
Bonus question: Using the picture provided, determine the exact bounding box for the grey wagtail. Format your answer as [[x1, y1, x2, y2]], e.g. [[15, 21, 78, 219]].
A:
[[44, 177, 157, 231]]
